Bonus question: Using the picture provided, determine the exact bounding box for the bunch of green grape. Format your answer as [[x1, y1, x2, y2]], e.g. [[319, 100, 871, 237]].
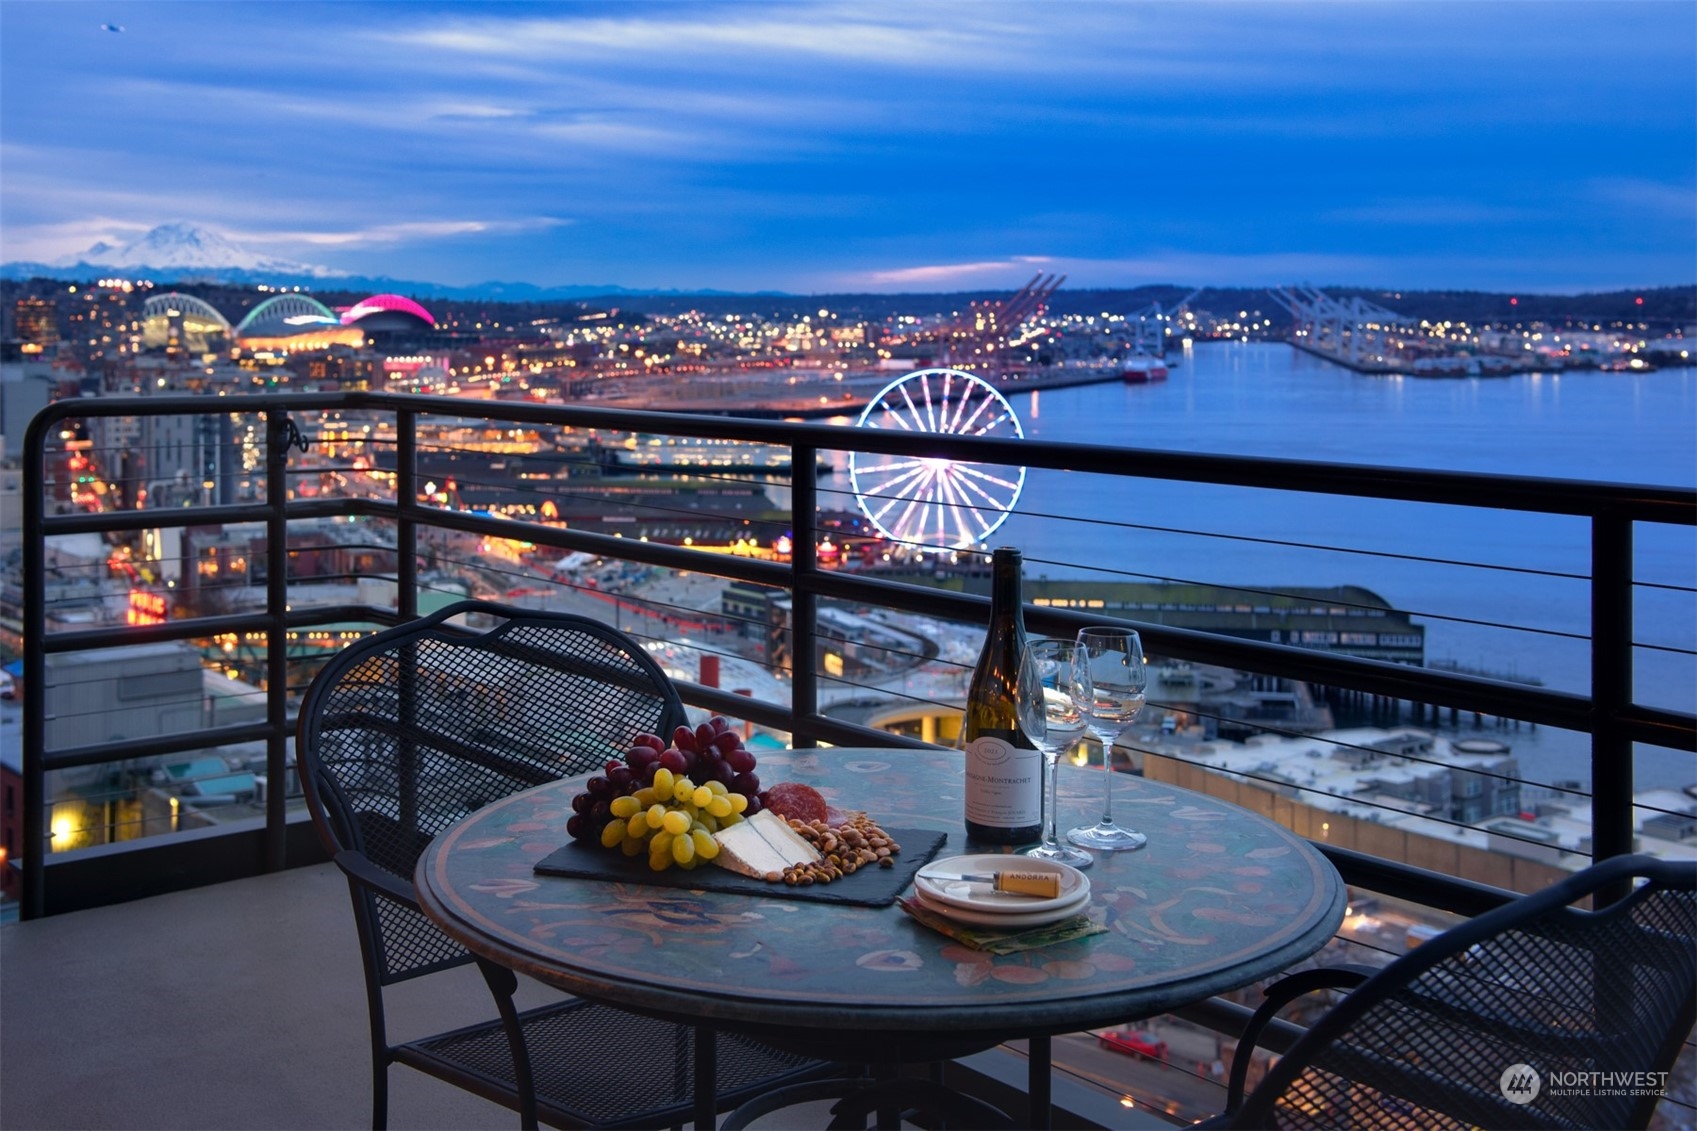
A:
[[599, 766, 750, 871]]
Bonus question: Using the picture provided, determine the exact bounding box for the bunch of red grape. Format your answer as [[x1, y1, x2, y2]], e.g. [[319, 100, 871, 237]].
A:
[[567, 716, 762, 844]]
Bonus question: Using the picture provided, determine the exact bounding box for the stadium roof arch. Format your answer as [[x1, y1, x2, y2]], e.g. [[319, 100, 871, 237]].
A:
[[340, 294, 435, 328], [235, 294, 341, 337], [141, 292, 232, 332], [140, 292, 232, 352]]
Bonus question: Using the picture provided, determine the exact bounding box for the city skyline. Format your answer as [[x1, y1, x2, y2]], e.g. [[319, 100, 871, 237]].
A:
[[1, 1, 1693, 295]]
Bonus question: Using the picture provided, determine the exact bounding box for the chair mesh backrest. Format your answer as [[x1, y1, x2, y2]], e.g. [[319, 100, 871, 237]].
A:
[[1254, 863, 1697, 1130], [299, 604, 687, 982]]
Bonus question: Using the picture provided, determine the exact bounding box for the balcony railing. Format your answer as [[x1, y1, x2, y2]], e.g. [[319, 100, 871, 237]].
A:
[[18, 389, 1695, 939]]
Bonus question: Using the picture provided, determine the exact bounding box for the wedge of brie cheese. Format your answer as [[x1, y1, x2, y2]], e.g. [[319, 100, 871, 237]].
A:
[[712, 810, 822, 880]]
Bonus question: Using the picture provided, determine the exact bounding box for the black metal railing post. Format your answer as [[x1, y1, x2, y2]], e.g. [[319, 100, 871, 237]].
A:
[[21, 411, 51, 919], [1591, 511, 1635, 902], [396, 408, 419, 620], [790, 443, 820, 747], [264, 411, 295, 871]]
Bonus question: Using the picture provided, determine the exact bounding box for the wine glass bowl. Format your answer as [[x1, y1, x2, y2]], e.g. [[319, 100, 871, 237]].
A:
[[1066, 627, 1148, 852], [1016, 640, 1094, 868]]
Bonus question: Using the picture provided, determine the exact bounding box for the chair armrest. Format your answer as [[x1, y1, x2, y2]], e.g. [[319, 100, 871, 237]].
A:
[[334, 848, 420, 908], [1223, 965, 1376, 1116]]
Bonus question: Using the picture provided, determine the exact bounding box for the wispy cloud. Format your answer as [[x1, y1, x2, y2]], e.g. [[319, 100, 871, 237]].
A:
[[378, 4, 1013, 69], [1587, 178, 1696, 220], [868, 257, 1056, 286], [251, 218, 571, 249], [1325, 199, 1542, 226], [848, 251, 1386, 292]]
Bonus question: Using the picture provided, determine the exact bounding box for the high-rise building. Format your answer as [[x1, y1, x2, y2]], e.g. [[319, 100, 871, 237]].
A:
[[12, 297, 59, 354]]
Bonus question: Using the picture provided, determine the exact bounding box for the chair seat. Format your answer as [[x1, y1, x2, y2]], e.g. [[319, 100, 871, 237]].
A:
[[398, 997, 822, 1129]]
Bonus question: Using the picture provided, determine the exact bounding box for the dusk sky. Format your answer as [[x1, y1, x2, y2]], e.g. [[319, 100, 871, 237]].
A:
[[1, 1, 1692, 294]]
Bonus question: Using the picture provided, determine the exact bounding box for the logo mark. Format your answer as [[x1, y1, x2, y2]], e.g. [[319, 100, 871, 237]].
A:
[[1500, 1063, 1541, 1105]]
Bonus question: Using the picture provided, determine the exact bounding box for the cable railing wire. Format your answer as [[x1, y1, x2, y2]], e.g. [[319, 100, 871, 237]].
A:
[[814, 479, 1603, 583], [807, 483, 1610, 649]]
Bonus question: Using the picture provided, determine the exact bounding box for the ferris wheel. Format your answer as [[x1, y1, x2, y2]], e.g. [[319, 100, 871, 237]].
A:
[[849, 368, 1027, 552]]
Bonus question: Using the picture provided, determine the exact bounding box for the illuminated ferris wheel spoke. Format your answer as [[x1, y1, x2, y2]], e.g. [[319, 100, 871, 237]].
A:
[[849, 368, 1027, 552], [933, 471, 979, 547], [896, 383, 928, 432], [859, 461, 934, 509], [949, 469, 1003, 543], [952, 465, 1021, 513], [920, 372, 942, 433], [947, 377, 984, 433], [868, 480, 923, 530], [954, 390, 1001, 436]]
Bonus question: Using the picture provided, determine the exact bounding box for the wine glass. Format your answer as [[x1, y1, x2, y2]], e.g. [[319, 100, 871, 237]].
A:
[[1066, 627, 1148, 852], [1015, 640, 1094, 869]]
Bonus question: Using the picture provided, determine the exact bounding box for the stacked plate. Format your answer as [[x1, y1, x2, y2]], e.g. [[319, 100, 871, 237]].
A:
[[912, 854, 1091, 929]]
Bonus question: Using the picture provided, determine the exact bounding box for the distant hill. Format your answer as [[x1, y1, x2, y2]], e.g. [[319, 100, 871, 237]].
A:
[[3, 223, 1690, 325]]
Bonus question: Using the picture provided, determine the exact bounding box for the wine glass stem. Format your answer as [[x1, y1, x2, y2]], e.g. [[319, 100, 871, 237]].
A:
[[1097, 728, 1121, 824], [1042, 750, 1061, 849]]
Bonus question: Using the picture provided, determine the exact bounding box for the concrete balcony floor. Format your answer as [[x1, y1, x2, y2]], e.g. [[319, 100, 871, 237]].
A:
[[1, 862, 580, 1131]]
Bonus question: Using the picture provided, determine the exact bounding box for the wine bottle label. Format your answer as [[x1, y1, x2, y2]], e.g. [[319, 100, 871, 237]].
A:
[[964, 733, 1040, 829]]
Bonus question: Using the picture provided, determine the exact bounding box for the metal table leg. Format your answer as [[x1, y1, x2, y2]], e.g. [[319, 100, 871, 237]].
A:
[[1028, 1035, 1052, 1129]]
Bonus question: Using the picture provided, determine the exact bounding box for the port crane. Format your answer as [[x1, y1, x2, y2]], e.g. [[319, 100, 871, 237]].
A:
[[1129, 286, 1204, 357], [935, 272, 1065, 372], [1269, 285, 1415, 367]]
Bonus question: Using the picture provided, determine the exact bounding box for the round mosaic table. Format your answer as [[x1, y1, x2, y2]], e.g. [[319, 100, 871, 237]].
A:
[[416, 747, 1345, 1118]]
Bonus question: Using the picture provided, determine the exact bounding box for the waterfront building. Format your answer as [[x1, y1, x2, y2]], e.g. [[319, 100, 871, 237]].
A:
[[909, 570, 1425, 667], [1142, 726, 1696, 894]]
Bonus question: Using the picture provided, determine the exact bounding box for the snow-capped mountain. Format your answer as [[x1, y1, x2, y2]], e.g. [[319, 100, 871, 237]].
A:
[[1, 221, 754, 299], [52, 222, 340, 278]]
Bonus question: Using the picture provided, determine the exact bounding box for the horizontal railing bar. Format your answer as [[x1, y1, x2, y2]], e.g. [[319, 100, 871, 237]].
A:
[[39, 605, 403, 655], [389, 500, 798, 592], [42, 721, 284, 773], [794, 711, 936, 750], [31, 393, 1697, 524], [366, 393, 1697, 523], [672, 681, 798, 734], [672, 681, 938, 751], [41, 502, 277, 536], [1628, 705, 1697, 751], [1320, 843, 1520, 918], [1169, 996, 1307, 1055]]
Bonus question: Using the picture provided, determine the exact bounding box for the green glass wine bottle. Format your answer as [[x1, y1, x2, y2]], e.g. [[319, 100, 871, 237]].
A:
[[960, 547, 1041, 844]]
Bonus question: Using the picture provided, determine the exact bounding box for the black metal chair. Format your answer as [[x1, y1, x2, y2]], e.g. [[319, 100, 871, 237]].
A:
[[296, 599, 824, 1129], [1212, 853, 1697, 1129]]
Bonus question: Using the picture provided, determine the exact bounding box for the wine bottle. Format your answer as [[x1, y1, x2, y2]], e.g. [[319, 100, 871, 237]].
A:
[[961, 547, 1041, 844]]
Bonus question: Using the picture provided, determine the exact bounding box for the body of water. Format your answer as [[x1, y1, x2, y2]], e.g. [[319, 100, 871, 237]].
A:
[[849, 343, 1697, 792]]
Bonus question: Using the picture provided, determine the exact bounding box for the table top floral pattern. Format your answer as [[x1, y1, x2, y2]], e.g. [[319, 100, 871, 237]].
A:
[[418, 747, 1345, 1042]]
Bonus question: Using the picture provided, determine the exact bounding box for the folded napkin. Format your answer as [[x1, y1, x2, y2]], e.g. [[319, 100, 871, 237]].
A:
[[896, 895, 1108, 954]]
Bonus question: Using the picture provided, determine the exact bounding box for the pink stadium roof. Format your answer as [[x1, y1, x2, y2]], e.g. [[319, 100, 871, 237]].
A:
[[339, 294, 435, 326]]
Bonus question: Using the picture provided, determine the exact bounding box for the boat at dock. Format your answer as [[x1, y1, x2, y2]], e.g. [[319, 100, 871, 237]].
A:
[[1122, 354, 1170, 383]]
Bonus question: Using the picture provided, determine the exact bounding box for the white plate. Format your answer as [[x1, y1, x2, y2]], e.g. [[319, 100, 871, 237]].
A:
[[910, 886, 1091, 929], [914, 854, 1090, 915]]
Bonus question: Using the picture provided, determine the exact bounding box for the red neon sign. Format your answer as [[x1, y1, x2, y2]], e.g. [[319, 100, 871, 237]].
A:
[[127, 590, 167, 626]]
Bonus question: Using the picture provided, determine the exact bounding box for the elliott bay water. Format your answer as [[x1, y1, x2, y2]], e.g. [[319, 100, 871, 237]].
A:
[[826, 342, 1696, 794]]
